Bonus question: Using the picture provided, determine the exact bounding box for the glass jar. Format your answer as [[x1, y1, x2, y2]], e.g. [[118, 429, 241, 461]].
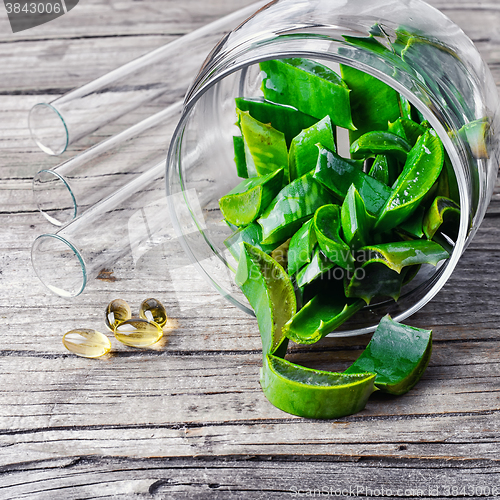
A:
[[166, 0, 500, 335]]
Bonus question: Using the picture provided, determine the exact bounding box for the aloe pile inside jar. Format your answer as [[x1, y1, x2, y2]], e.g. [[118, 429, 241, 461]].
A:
[[220, 56, 461, 342]]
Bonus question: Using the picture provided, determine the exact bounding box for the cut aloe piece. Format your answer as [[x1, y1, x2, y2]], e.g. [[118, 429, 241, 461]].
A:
[[233, 136, 247, 178], [224, 222, 277, 261], [375, 129, 444, 232], [283, 290, 365, 344], [236, 243, 296, 357], [314, 204, 354, 270], [219, 168, 284, 226], [258, 172, 335, 245], [237, 109, 288, 177], [313, 146, 392, 215], [357, 240, 449, 274], [396, 205, 425, 239], [345, 262, 407, 304], [260, 354, 376, 419], [235, 97, 317, 148], [458, 118, 490, 159], [345, 315, 432, 395], [350, 131, 412, 163], [436, 153, 460, 204], [368, 155, 391, 186], [340, 64, 401, 142], [295, 245, 336, 288], [260, 58, 356, 130], [287, 218, 317, 276], [388, 117, 428, 147], [423, 196, 461, 240], [341, 184, 375, 250], [288, 116, 336, 181]]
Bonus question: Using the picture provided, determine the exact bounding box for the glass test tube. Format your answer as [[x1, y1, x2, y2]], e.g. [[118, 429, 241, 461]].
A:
[[32, 101, 183, 226], [28, 1, 267, 155], [31, 160, 238, 303]]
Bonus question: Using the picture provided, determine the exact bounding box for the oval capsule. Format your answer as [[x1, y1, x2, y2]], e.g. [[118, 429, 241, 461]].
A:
[[114, 318, 163, 347], [139, 298, 167, 327], [63, 329, 111, 358], [105, 299, 132, 331]]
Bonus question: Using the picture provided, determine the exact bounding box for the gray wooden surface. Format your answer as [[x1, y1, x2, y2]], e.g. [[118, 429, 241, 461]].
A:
[[1, 0, 500, 498]]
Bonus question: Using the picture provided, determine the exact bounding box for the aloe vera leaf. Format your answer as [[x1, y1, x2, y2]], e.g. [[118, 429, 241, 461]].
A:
[[341, 184, 375, 250], [259, 58, 356, 130], [344, 262, 406, 305], [258, 172, 335, 245], [219, 168, 284, 226], [236, 243, 296, 356], [237, 109, 288, 177], [423, 196, 461, 240], [357, 240, 449, 274], [340, 64, 401, 142], [388, 117, 428, 147], [375, 129, 444, 232], [458, 118, 490, 160], [368, 154, 399, 186], [314, 204, 354, 270], [313, 146, 392, 215], [396, 204, 425, 239], [295, 245, 337, 288], [260, 354, 376, 419], [224, 222, 277, 261], [436, 152, 460, 204], [350, 131, 412, 163], [288, 116, 336, 181], [283, 291, 365, 345], [345, 315, 432, 395], [287, 218, 317, 276], [235, 97, 317, 148], [233, 136, 248, 178]]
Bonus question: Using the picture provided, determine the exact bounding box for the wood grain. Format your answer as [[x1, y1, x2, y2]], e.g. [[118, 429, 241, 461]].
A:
[[0, 0, 500, 497]]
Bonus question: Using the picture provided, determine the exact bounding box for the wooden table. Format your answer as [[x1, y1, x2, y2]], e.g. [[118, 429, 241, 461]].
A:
[[1, 0, 499, 497]]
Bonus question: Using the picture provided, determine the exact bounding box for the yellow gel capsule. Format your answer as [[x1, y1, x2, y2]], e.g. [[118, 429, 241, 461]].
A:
[[62, 329, 111, 358], [114, 318, 163, 347], [105, 299, 132, 331], [139, 298, 167, 327]]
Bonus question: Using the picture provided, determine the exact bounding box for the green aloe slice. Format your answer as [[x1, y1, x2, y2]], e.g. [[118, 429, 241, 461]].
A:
[[368, 155, 393, 186], [260, 354, 376, 419], [314, 204, 354, 270], [313, 146, 392, 215], [396, 205, 425, 239], [350, 131, 412, 163], [345, 315, 432, 395], [259, 58, 356, 130], [219, 168, 284, 226], [375, 129, 444, 232], [287, 218, 317, 276], [288, 116, 336, 181], [345, 262, 407, 304], [258, 172, 335, 245], [224, 222, 277, 261], [235, 97, 317, 148], [235, 243, 296, 357], [283, 291, 365, 345], [233, 136, 247, 178], [341, 184, 375, 250], [458, 118, 490, 159], [295, 246, 336, 288], [423, 196, 461, 240], [388, 117, 428, 147], [357, 240, 449, 274], [237, 109, 288, 177], [340, 64, 401, 142]]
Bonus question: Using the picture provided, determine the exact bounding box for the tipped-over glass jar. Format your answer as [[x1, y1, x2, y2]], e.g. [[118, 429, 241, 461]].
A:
[[166, 0, 500, 336]]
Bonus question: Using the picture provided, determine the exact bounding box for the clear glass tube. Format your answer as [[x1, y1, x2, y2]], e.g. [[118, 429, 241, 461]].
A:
[[32, 101, 182, 226], [31, 160, 244, 306], [28, 1, 267, 156]]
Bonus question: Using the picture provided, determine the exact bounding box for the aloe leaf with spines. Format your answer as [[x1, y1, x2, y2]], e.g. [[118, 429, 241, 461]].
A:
[[287, 218, 317, 276], [350, 131, 412, 163], [341, 184, 375, 250]]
